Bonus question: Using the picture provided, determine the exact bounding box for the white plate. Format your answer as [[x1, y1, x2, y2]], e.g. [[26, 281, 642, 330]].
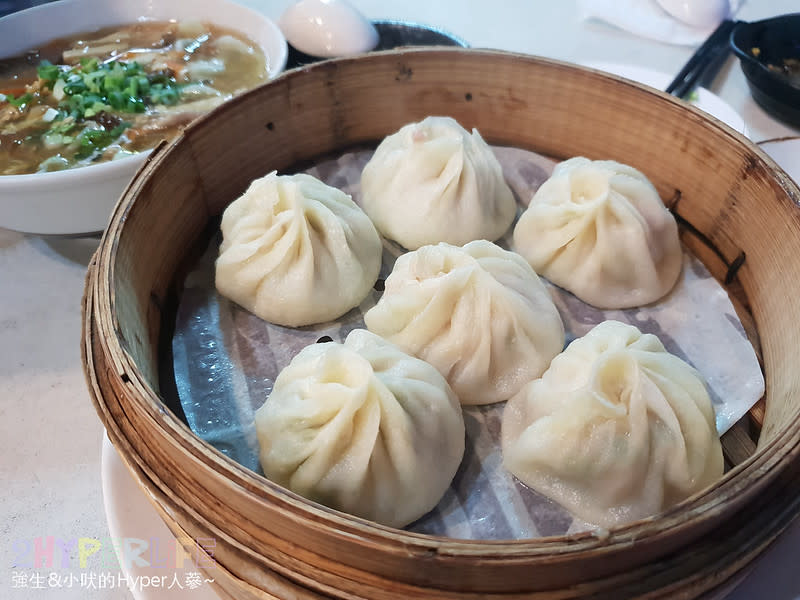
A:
[[0, 0, 286, 236], [102, 433, 221, 600], [758, 137, 800, 185], [582, 62, 748, 137], [102, 431, 800, 600]]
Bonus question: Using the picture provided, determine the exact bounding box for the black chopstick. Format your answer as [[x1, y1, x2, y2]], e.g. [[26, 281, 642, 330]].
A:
[[665, 19, 739, 98]]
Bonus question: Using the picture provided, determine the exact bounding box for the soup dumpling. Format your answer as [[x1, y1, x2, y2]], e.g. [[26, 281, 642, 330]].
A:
[[513, 157, 682, 309], [360, 116, 516, 250], [364, 240, 565, 405], [502, 320, 723, 528], [216, 172, 381, 327], [255, 329, 465, 528]]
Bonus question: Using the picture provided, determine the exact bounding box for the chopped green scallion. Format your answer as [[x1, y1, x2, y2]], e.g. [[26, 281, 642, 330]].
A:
[[38, 58, 182, 119], [5, 93, 33, 107]]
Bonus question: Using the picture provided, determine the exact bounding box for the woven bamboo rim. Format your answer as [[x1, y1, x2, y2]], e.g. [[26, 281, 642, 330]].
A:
[[82, 48, 800, 598]]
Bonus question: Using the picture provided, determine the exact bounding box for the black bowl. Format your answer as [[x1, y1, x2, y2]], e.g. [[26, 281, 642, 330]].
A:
[[371, 20, 467, 51], [731, 14, 800, 128], [285, 20, 467, 69]]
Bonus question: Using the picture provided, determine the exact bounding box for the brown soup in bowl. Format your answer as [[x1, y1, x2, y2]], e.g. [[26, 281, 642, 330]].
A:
[[0, 20, 268, 175]]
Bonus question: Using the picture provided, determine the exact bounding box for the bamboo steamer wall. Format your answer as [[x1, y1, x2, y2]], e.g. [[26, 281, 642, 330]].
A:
[[82, 49, 800, 599]]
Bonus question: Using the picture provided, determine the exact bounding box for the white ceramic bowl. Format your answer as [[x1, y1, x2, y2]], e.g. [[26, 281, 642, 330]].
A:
[[0, 0, 287, 235]]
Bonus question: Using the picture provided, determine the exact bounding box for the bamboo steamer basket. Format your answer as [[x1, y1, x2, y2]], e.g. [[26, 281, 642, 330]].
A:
[[82, 48, 800, 599]]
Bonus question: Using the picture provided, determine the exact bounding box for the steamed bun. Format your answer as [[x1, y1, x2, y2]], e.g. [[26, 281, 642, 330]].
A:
[[364, 240, 565, 405], [502, 320, 723, 528], [360, 116, 516, 250], [255, 329, 465, 528], [513, 157, 682, 309], [215, 172, 381, 327]]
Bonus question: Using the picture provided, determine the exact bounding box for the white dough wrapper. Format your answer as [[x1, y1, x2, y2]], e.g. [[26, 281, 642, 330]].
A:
[[215, 172, 381, 327], [254, 329, 465, 528], [360, 116, 516, 250], [364, 240, 566, 406], [513, 157, 682, 309], [502, 320, 724, 529]]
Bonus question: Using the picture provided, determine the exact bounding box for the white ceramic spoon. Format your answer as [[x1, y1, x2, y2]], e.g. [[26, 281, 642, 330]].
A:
[[279, 0, 378, 58], [655, 0, 730, 29]]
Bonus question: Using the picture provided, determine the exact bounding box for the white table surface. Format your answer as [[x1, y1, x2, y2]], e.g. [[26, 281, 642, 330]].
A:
[[2, 1, 799, 598]]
